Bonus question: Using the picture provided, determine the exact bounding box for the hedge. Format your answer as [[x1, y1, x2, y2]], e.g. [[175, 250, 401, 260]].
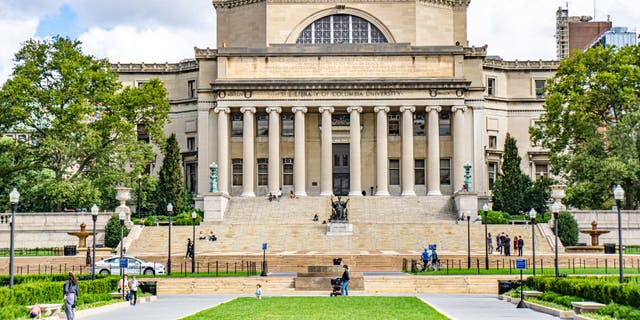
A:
[[0, 277, 119, 307], [527, 276, 640, 308], [0, 274, 108, 285]]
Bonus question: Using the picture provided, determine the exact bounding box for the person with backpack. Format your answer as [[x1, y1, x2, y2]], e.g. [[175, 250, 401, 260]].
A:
[[420, 248, 430, 272], [63, 272, 79, 320]]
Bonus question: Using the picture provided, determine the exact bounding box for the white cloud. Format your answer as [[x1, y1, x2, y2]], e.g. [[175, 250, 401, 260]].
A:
[[0, 18, 40, 84]]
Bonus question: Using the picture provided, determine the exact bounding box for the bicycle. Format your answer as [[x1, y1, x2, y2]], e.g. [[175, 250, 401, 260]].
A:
[[415, 259, 441, 272]]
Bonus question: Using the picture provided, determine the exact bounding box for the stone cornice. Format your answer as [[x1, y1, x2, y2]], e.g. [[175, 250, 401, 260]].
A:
[[483, 59, 559, 71], [111, 60, 198, 73], [464, 45, 487, 57], [213, 0, 470, 9], [211, 78, 471, 91]]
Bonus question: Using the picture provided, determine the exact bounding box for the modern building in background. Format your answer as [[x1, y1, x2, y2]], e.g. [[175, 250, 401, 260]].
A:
[[114, 0, 558, 208], [590, 26, 637, 50]]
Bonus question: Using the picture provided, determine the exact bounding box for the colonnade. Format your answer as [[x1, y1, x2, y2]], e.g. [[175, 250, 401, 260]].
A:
[[212, 105, 471, 197]]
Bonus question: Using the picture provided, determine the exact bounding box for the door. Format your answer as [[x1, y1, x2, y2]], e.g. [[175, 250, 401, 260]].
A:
[[333, 144, 350, 196]]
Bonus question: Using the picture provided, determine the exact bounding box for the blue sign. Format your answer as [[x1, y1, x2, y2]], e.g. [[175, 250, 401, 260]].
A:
[[262, 243, 268, 251], [428, 244, 437, 250], [515, 259, 526, 270], [120, 258, 128, 269]]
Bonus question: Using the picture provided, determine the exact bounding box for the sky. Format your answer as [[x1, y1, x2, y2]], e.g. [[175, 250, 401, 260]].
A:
[[0, 0, 638, 85]]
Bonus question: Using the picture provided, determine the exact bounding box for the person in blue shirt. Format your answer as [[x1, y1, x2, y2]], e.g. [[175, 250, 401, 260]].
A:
[[420, 248, 430, 272], [431, 248, 438, 267]]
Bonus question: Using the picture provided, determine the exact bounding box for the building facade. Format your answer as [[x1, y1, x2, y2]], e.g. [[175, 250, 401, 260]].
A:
[[114, 0, 558, 206]]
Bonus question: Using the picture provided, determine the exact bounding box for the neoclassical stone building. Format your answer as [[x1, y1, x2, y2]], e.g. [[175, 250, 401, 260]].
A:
[[114, 0, 558, 207]]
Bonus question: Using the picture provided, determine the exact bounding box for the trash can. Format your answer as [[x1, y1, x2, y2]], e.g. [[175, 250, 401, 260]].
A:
[[604, 243, 616, 254], [497, 280, 520, 295], [141, 282, 157, 295], [63, 245, 77, 256]]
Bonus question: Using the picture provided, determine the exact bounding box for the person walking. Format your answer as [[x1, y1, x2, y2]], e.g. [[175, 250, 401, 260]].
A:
[[487, 233, 493, 254], [504, 235, 511, 256], [496, 233, 501, 254], [129, 275, 139, 305], [63, 272, 79, 320], [420, 248, 430, 272], [341, 265, 350, 296], [518, 236, 524, 256], [185, 239, 193, 259], [256, 284, 263, 299]]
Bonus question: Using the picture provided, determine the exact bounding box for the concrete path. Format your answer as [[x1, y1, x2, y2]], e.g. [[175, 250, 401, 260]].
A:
[[419, 294, 559, 320], [82, 294, 241, 320]]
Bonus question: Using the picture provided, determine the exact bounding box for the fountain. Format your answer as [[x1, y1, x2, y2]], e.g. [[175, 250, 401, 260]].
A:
[[67, 222, 94, 248], [565, 220, 610, 253]]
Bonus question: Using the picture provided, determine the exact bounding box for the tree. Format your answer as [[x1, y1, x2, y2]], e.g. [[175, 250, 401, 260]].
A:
[[0, 37, 170, 211], [491, 134, 533, 214], [554, 211, 579, 247], [104, 214, 130, 248], [530, 45, 640, 209], [156, 134, 185, 215]]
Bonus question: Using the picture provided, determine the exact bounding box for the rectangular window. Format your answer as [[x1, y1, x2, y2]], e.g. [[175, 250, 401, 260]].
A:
[[439, 108, 451, 136], [257, 158, 268, 186], [188, 80, 196, 98], [413, 113, 425, 136], [282, 158, 294, 185], [231, 113, 243, 137], [415, 159, 425, 185], [256, 113, 269, 137], [187, 137, 196, 151], [440, 159, 451, 185], [488, 135, 497, 149], [185, 163, 197, 193], [488, 162, 497, 190], [535, 80, 546, 98], [487, 78, 496, 96], [281, 114, 294, 137], [536, 163, 549, 179], [389, 159, 400, 185], [388, 113, 400, 136], [232, 159, 243, 186], [137, 81, 147, 89]]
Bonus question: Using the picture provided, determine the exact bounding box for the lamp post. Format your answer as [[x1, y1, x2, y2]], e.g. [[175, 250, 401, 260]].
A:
[[137, 174, 142, 219], [91, 204, 99, 280], [191, 211, 197, 274], [551, 201, 560, 278], [483, 204, 489, 270], [167, 203, 173, 276], [9, 188, 20, 288], [614, 185, 625, 284], [529, 208, 537, 276], [467, 214, 471, 269], [118, 210, 126, 300]]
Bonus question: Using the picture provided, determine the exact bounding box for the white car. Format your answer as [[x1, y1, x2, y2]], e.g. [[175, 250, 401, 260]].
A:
[[95, 256, 166, 276]]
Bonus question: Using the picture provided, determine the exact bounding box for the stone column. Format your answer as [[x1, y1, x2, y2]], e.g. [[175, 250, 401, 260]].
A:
[[374, 106, 390, 196], [196, 102, 210, 195], [292, 107, 308, 197], [452, 105, 468, 192], [319, 107, 335, 196], [266, 107, 281, 194], [426, 106, 442, 196], [240, 107, 256, 197], [400, 106, 416, 196], [347, 106, 362, 196], [214, 107, 231, 195]]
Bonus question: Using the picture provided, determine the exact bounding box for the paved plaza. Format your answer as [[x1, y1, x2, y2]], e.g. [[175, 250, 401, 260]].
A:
[[81, 293, 558, 320]]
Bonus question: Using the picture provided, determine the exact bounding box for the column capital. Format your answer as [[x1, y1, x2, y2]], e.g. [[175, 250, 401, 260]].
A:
[[292, 106, 308, 114], [400, 105, 416, 113], [266, 106, 282, 114], [425, 106, 442, 113], [240, 107, 256, 114], [214, 106, 231, 114], [318, 106, 335, 114], [452, 105, 468, 113], [347, 106, 363, 113], [374, 106, 390, 113]]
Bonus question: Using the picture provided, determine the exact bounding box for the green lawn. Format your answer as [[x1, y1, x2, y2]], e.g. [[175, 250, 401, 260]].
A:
[[182, 296, 449, 320]]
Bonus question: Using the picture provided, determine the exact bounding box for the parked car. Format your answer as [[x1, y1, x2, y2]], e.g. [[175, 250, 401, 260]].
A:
[[95, 256, 165, 276]]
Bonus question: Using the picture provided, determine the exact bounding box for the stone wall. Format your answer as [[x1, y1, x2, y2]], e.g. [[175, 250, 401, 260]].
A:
[[571, 210, 640, 245], [0, 212, 113, 249]]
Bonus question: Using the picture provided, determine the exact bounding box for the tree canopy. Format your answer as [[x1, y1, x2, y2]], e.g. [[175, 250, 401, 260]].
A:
[[0, 37, 170, 211], [491, 133, 533, 214], [156, 133, 186, 215], [530, 45, 640, 209]]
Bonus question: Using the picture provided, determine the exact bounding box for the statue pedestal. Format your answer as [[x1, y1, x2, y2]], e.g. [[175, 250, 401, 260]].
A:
[[453, 192, 478, 217], [326, 222, 353, 236], [203, 193, 230, 222]]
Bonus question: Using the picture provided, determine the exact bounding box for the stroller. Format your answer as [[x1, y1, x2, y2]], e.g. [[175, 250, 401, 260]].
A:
[[330, 277, 343, 296]]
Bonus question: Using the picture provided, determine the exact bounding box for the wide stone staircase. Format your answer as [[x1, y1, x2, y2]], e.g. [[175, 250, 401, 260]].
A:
[[127, 195, 555, 255]]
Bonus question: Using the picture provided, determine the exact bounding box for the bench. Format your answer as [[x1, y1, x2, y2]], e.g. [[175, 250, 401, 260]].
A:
[[522, 290, 543, 298], [572, 301, 605, 314], [26, 303, 63, 317], [109, 292, 126, 299], [509, 220, 529, 225]]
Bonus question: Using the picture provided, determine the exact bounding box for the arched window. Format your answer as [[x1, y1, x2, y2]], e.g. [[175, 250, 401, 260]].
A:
[[296, 14, 388, 45]]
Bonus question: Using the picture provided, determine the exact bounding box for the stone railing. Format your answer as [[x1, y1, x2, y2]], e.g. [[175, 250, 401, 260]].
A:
[[484, 59, 559, 70], [111, 59, 198, 73], [464, 45, 487, 57]]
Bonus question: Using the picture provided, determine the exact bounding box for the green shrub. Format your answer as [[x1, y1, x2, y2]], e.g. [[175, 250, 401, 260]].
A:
[[105, 214, 130, 248], [554, 211, 578, 246], [479, 210, 509, 224], [527, 276, 640, 308], [0, 277, 118, 307], [597, 303, 640, 320], [0, 304, 28, 319]]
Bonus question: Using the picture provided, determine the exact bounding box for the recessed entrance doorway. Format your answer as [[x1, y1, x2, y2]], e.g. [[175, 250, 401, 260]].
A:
[[332, 143, 350, 196]]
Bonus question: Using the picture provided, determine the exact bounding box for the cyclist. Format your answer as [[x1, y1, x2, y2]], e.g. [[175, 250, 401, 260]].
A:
[[420, 248, 430, 272]]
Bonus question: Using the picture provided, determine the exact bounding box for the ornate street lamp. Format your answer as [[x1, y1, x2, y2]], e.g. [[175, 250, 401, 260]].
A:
[[529, 208, 537, 276], [483, 204, 489, 270], [91, 204, 99, 280], [137, 174, 142, 219], [167, 203, 173, 276], [118, 209, 126, 300], [551, 201, 560, 278], [9, 188, 20, 288], [614, 185, 625, 284], [191, 211, 197, 274], [467, 214, 471, 269]]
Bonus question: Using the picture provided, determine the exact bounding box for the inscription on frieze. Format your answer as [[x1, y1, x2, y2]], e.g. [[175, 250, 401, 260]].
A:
[[218, 90, 403, 100]]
